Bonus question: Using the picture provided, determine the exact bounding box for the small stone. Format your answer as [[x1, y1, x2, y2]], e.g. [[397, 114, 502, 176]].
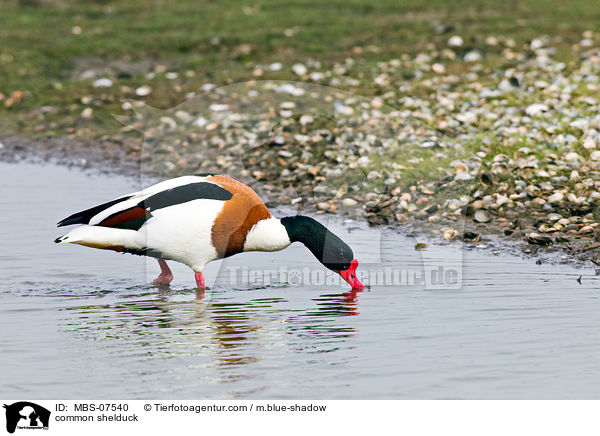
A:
[[583, 138, 596, 149], [342, 198, 358, 208], [159, 116, 176, 129], [471, 200, 484, 210], [570, 119, 589, 129], [525, 104, 549, 116], [474, 210, 491, 223], [135, 86, 152, 96], [81, 107, 93, 119], [447, 36, 463, 47], [564, 152, 581, 162], [536, 170, 550, 178], [454, 162, 469, 173], [175, 110, 193, 123], [447, 199, 462, 210], [456, 111, 477, 124], [80, 70, 96, 80], [443, 229, 458, 240], [317, 202, 330, 211], [531, 38, 545, 49], [455, 171, 473, 181], [194, 117, 208, 127], [299, 114, 314, 125], [432, 63, 445, 74], [93, 78, 113, 88], [464, 50, 482, 62], [570, 170, 579, 181], [527, 232, 552, 245], [548, 192, 564, 204], [371, 98, 383, 108], [463, 232, 481, 241], [579, 225, 594, 234], [499, 79, 517, 92], [496, 195, 511, 206], [292, 64, 307, 75], [209, 104, 229, 111], [590, 150, 600, 161], [308, 166, 320, 176]]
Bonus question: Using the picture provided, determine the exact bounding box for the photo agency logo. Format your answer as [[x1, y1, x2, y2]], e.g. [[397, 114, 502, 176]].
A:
[[224, 265, 460, 288], [117, 80, 478, 292], [3, 402, 50, 434]]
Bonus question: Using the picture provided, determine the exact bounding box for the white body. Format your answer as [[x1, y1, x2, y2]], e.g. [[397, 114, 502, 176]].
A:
[[56, 176, 291, 273]]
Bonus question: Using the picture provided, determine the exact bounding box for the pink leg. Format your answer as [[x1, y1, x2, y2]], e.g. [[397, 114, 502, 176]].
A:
[[195, 272, 205, 289], [152, 259, 174, 285]]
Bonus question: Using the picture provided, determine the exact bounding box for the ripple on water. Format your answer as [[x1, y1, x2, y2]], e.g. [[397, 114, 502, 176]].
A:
[[4, 162, 600, 399]]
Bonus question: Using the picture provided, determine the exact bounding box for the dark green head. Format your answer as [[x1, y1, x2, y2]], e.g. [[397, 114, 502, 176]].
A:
[[280, 215, 364, 289]]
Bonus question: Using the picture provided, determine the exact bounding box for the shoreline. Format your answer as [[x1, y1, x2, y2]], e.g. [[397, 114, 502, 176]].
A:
[[3, 132, 598, 273]]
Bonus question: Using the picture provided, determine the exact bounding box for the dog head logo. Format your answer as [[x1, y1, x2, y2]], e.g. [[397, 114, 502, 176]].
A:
[[3, 402, 50, 434]]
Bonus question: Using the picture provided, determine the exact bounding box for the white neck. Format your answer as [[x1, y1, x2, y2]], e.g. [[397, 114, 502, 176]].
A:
[[243, 218, 291, 252]]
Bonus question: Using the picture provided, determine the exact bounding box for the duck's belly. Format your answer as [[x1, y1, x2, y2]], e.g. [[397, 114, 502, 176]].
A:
[[141, 199, 224, 270]]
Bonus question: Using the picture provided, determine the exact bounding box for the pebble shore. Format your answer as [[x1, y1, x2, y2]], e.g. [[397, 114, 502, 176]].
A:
[[4, 31, 600, 267]]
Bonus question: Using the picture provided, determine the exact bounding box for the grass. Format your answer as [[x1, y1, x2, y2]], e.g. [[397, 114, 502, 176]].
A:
[[1, 0, 600, 189], [1, 0, 599, 106]]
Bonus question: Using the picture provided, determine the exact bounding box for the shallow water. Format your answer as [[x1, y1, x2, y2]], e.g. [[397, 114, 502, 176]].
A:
[[2, 161, 600, 399]]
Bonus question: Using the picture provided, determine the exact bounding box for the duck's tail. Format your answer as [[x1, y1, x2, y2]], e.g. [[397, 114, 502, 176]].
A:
[[55, 225, 143, 252]]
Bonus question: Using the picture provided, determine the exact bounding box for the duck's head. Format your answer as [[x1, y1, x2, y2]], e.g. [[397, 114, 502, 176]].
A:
[[280, 215, 366, 290]]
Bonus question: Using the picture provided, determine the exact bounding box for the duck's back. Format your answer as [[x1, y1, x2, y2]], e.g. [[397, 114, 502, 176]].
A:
[[56, 174, 273, 271]]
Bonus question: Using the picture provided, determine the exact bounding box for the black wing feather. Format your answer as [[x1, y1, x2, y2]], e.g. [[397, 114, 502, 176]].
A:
[[138, 182, 232, 211], [57, 195, 133, 227], [57, 181, 232, 228]]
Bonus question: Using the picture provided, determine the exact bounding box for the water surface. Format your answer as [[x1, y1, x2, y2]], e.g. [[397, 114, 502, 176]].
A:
[[2, 161, 600, 399]]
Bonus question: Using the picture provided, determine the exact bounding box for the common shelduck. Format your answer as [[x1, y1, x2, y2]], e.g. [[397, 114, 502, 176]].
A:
[[55, 174, 365, 290]]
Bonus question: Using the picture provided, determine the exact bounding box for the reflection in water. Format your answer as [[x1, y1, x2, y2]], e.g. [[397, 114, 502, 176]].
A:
[[8, 162, 600, 399], [310, 289, 363, 317], [61, 285, 363, 384]]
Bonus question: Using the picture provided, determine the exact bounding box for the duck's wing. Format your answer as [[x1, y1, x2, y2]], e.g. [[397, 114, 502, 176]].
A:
[[57, 175, 233, 231], [56, 194, 137, 227]]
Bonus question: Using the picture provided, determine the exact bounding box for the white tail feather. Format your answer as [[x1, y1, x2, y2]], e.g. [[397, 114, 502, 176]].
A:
[[55, 225, 143, 250]]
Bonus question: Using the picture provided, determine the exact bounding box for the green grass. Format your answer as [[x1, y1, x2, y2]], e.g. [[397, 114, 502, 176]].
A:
[[1, 0, 599, 106], [1, 0, 600, 191]]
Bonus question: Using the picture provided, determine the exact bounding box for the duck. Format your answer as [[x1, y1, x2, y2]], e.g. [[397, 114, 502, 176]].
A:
[[55, 174, 365, 290]]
